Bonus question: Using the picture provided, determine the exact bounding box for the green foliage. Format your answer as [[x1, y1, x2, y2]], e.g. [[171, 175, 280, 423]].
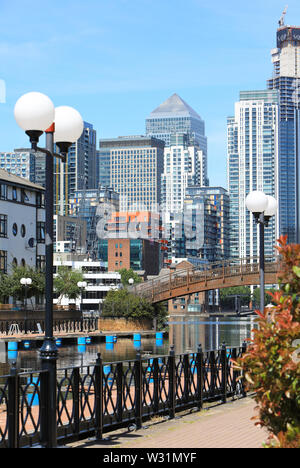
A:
[[252, 287, 277, 308], [220, 286, 251, 308], [54, 266, 84, 302], [237, 236, 300, 448], [102, 288, 167, 329], [4, 265, 45, 302], [0, 274, 10, 303], [118, 268, 142, 287]]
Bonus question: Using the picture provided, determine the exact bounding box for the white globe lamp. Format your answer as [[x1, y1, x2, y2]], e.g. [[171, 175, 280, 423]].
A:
[[54, 106, 84, 154], [245, 191, 268, 214], [265, 196, 278, 217], [14, 92, 55, 144]]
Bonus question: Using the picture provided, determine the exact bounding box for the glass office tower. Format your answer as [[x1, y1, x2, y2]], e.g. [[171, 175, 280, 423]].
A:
[[227, 90, 279, 260], [145, 93, 207, 153], [267, 25, 300, 243]]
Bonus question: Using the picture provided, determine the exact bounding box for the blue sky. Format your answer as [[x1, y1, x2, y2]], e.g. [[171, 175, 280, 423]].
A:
[[1, 0, 300, 187]]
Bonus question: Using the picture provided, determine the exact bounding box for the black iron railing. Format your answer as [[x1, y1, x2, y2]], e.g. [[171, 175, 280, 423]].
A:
[[0, 343, 247, 448], [0, 318, 98, 336]]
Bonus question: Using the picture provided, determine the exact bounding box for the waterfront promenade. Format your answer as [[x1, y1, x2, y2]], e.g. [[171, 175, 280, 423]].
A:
[[69, 397, 267, 449]]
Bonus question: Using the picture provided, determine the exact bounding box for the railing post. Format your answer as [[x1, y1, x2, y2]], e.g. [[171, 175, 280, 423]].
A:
[[209, 350, 216, 398], [73, 367, 80, 437], [221, 343, 227, 404], [231, 347, 238, 395], [153, 358, 159, 414], [40, 368, 50, 447], [134, 349, 143, 429], [196, 344, 204, 410], [168, 345, 176, 419], [241, 341, 247, 398], [116, 362, 123, 423], [7, 361, 19, 448], [94, 353, 103, 440], [183, 354, 189, 403]]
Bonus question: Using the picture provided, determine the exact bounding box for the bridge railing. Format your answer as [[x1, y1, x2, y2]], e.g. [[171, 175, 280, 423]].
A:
[[133, 256, 281, 301], [0, 343, 247, 448]]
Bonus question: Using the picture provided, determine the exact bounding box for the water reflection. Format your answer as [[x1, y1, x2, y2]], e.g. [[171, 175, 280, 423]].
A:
[[0, 315, 258, 375], [168, 315, 258, 353]]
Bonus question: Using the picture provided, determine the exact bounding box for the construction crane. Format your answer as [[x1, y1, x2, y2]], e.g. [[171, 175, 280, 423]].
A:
[[279, 5, 288, 27]]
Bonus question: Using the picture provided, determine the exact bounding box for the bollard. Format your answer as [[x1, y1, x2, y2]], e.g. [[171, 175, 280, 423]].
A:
[[77, 337, 86, 345], [8, 341, 18, 351]]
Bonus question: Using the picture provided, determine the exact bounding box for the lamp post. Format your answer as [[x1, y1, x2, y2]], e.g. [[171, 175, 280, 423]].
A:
[[77, 281, 87, 314], [20, 277, 32, 334], [14, 92, 83, 448], [245, 191, 278, 315]]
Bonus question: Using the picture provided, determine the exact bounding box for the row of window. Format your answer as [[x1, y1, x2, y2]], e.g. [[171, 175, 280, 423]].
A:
[[0, 216, 45, 242], [0, 251, 45, 274]]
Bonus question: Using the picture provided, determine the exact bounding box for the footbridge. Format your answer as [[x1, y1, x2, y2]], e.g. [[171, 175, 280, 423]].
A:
[[132, 257, 280, 304]]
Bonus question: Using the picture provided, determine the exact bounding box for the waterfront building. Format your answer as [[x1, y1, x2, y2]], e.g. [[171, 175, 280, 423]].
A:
[[227, 90, 279, 260], [0, 169, 45, 275], [53, 254, 121, 312], [99, 238, 162, 277], [161, 133, 208, 213], [185, 186, 230, 260], [54, 121, 97, 215], [162, 186, 229, 266], [99, 136, 164, 211], [267, 23, 300, 243]]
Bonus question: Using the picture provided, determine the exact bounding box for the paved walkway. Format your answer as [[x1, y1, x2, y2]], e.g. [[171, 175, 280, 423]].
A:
[[69, 397, 267, 449]]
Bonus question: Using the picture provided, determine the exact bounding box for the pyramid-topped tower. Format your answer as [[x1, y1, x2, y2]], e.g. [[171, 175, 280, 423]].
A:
[[145, 93, 207, 152]]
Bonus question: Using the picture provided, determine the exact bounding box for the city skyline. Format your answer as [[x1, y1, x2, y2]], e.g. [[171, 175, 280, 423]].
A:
[[1, 1, 300, 188]]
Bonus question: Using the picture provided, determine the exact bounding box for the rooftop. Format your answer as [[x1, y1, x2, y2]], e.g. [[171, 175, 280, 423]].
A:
[[0, 168, 45, 191], [147, 93, 203, 120]]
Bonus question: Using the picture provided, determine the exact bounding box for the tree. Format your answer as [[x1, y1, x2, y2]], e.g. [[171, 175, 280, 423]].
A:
[[252, 287, 277, 308], [236, 236, 300, 448], [6, 265, 45, 305], [118, 268, 142, 287], [102, 288, 168, 329], [54, 266, 84, 303], [220, 286, 251, 309], [0, 274, 10, 303]]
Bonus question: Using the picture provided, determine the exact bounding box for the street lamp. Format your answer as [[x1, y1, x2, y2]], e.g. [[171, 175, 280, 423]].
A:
[[20, 277, 32, 334], [128, 278, 134, 286], [77, 281, 87, 314], [245, 191, 278, 314], [14, 91, 83, 448]]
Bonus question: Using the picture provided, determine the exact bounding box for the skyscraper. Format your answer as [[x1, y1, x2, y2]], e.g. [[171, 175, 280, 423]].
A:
[[54, 121, 97, 215], [161, 133, 208, 213], [227, 90, 279, 259], [267, 22, 300, 243], [146, 93, 207, 153], [99, 136, 164, 212]]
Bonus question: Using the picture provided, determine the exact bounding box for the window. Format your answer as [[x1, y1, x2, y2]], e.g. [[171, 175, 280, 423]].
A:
[[21, 189, 29, 203], [21, 224, 26, 238], [12, 186, 17, 201], [0, 215, 7, 238], [0, 183, 7, 200], [12, 223, 18, 236], [36, 192, 45, 208], [0, 250, 7, 274], [37, 222, 45, 243], [36, 255, 45, 271]]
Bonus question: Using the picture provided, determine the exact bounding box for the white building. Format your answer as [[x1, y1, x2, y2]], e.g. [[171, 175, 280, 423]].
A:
[[0, 169, 45, 274], [227, 90, 279, 260], [53, 253, 121, 312], [161, 133, 207, 213]]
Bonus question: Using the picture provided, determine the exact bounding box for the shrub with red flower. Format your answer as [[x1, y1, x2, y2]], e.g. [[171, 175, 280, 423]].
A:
[[237, 235, 300, 448]]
